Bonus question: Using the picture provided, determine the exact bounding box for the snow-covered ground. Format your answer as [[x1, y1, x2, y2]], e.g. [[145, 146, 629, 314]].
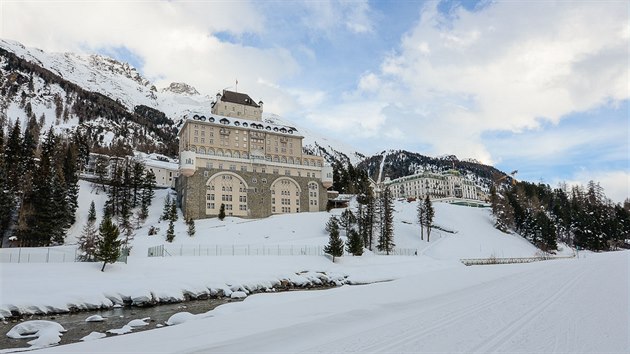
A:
[[4, 180, 623, 353], [19, 251, 630, 354], [1, 181, 545, 318]]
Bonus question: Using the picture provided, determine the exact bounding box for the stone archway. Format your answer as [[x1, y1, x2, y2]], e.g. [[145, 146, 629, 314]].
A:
[[270, 177, 301, 214], [205, 172, 249, 217]]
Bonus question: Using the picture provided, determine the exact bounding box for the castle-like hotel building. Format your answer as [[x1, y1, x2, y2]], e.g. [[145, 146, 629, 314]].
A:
[[177, 90, 333, 219]]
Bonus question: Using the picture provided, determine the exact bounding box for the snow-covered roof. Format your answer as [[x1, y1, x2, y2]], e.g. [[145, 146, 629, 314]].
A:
[[181, 113, 302, 138]]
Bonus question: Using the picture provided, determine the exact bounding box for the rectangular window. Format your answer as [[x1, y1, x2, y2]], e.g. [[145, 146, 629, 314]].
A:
[[207, 203, 215, 209], [239, 196, 247, 203], [239, 205, 247, 211]]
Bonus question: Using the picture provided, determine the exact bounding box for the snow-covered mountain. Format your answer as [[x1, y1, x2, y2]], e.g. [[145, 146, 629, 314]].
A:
[[358, 150, 509, 189], [0, 39, 362, 160]]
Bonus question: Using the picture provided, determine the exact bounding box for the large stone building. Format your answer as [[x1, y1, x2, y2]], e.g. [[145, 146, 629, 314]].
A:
[[177, 90, 333, 219], [383, 170, 487, 202]]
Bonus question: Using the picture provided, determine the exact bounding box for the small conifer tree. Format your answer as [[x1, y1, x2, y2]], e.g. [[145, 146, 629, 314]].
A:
[[160, 195, 171, 221], [187, 217, 196, 237], [346, 229, 363, 256], [169, 201, 178, 222], [324, 216, 343, 262], [218, 203, 226, 221], [95, 217, 121, 272], [166, 219, 175, 242], [424, 195, 435, 242], [77, 201, 99, 261]]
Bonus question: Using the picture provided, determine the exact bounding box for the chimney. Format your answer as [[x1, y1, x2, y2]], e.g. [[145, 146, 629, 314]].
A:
[[258, 100, 264, 112]]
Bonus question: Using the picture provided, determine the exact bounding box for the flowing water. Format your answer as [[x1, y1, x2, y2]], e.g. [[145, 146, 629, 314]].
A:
[[0, 298, 232, 351]]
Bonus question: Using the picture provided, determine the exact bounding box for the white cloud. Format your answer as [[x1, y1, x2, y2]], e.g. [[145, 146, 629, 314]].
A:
[[337, 1, 629, 163], [0, 1, 299, 108], [300, 0, 374, 36]]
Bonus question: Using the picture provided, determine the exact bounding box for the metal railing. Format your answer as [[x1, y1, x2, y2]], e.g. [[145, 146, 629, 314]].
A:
[[147, 244, 419, 258], [0, 246, 129, 264], [460, 255, 574, 266]]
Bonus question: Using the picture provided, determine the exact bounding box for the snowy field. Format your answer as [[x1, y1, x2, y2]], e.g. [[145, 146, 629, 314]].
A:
[[2, 181, 625, 353], [18, 251, 630, 354]]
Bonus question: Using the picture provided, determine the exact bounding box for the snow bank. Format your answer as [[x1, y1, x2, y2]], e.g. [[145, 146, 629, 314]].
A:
[[6, 320, 66, 349]]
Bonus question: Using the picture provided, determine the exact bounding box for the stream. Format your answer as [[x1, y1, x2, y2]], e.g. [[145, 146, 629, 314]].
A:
[[0, 297, 232, 351]]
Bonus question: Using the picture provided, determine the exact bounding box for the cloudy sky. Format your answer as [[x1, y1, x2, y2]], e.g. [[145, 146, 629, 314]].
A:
[[1, 0, 628, 202]]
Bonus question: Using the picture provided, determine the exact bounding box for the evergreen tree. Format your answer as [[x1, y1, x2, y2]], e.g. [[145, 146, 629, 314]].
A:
[[424, 195, 434, 242], [131, 161, 145, 207], [187, 217, 196, 237], [339, 209, 356, 235], [377, 186, 395, 254], [62, 143, 79, 227], [325, 215, 340, 234], [166, 219, 175, 242], [170, 200, 178, 222], [346, 229, 363, 256], [324, 216, 343, 262], [160, 194, 172, 221], [49, 170, 69, 245], [88, 200, 97, 223], [77, 201, 99, 261], [417, 198, 425, 241], [364, 193, 375, 250], [4, 120, 22, 192], [95, 217, 121, 272], [219, 203, 226, 221]]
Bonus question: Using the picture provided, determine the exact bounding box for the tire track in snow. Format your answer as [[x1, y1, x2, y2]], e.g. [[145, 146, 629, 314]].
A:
[[305, 267, 549, 353], [469, 264, 587, 353]]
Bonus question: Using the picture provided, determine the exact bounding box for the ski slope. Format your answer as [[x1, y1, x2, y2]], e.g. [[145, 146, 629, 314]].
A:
[[32, 251, 629, 354]]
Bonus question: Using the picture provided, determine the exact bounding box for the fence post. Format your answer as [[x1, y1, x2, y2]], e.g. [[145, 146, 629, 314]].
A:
[[46, 248, 50, 263], [18, 248, 21, 263], [198, 244, 201, 256], [180, 244, 183, 256]]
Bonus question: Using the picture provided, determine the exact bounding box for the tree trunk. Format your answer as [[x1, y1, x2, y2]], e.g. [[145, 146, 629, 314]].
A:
[[101, 261, 106, 272]]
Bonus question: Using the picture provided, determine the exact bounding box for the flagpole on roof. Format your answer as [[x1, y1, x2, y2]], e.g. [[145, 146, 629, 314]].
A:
[[235, 79, 238, 93]]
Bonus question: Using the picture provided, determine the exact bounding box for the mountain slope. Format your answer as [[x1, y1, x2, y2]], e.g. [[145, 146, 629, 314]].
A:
[[358, 150, 510, 189]]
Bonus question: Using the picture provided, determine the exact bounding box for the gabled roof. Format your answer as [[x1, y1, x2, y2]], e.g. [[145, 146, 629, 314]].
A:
[[220, 90, 260, 108]]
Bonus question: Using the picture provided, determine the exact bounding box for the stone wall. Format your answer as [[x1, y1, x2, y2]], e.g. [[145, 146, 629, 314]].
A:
[[178, 167, 329, 220]]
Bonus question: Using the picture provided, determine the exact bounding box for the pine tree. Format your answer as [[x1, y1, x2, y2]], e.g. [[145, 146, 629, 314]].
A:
[[49, 170, 69, 245], [219, 203, 226, 221], [4, 120, 22, 192], [95, 217, 121, 272], [417, 198, 425, 240], [77, 201, 99, 261], [131, 161, 145, 207], [169, 200, 178, 222], [346, 229, 363, 256], [187, 217, 196, 237], [377, 186, 395, 254], [324, 216, 343, 262], [339, 209, 356, 235], [62, 143, 79, 227], [160, 194, 172, 221], [88, 200, 97, 223], [166, 219, 175, 242], [424, 195, 434, 242]]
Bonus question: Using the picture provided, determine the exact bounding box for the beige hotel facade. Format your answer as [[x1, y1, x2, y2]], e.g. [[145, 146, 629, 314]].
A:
[[177, 90, 333, 219]]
